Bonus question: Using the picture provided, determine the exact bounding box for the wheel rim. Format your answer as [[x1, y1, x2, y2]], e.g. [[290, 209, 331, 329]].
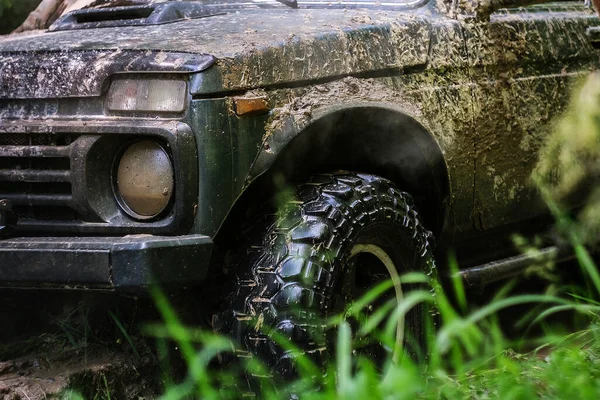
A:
[[340, 243, 404, 362]]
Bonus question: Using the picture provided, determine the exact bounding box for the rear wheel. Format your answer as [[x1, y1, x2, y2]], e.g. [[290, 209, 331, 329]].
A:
[[214, 173, 435, 378]]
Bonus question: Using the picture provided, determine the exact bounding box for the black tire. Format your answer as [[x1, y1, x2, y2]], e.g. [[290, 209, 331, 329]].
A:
[[213, 173, 436, 378]]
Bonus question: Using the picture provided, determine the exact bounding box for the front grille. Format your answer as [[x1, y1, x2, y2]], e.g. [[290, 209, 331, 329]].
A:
[[0, 132, 77, 224], [0, 121, 195, 236]]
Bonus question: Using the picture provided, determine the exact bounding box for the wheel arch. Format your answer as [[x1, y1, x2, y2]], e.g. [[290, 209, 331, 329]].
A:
[[215, 102, 451, 242]]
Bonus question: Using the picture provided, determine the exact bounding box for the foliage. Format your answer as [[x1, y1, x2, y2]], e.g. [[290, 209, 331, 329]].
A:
[[0, 0, 13, 13], [534, 72, 600, 244], [0, 0, 13, 24], [125, 250, 600, 400], [0, 0, 39, 34]]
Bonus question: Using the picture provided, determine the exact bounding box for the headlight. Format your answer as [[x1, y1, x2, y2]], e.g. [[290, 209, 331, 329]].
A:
[[115, 140, 174, 219], [106, 78, 187, 113]]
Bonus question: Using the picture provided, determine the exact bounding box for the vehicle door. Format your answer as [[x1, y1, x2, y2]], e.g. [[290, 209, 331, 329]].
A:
[[461, 0, 600, 231]]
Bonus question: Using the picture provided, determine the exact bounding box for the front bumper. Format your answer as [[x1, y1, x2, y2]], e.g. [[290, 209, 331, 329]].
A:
[[0, 234, 212, 291]]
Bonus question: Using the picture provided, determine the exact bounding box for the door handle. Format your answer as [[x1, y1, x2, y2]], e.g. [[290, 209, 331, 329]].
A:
[[587, 26, 600, 48]]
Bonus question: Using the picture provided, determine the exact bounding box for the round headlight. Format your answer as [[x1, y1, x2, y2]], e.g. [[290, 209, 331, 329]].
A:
[[115, 140, 174, 219]]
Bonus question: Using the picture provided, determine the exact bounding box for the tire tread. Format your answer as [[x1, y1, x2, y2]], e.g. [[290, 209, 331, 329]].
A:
[[214, 173, 435, 377]]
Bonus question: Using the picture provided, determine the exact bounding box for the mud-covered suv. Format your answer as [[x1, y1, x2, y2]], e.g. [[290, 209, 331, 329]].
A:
[[0, 0, 598, 373]]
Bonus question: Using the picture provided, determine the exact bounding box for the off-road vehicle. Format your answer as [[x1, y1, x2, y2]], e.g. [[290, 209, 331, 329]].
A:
[[0, 0, 598, 374]]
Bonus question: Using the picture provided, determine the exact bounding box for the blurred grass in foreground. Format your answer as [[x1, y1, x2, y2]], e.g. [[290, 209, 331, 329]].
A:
[[137, 264, 600, 400]]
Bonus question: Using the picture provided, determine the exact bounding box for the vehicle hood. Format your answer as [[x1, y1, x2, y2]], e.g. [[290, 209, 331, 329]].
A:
[[0, 50, 213, 99], [0, 8, 431, 96]]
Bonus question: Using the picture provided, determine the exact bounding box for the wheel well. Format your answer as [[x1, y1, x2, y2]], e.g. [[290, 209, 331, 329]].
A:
[[215, 105, 450, 242]]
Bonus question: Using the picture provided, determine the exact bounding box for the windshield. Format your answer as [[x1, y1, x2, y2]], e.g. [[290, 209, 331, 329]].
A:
[[187, 0, 424, 9]]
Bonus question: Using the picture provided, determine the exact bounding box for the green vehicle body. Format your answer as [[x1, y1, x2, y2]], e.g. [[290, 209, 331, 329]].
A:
[[0, 0, 597, 290]]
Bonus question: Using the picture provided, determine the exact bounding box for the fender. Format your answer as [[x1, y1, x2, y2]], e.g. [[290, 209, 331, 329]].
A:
[[216, 101, 451, 241]]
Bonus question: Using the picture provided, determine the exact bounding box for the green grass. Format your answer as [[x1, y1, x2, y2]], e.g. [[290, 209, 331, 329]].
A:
[[127, 233, 600, 400], [57, 242, 600, 400]]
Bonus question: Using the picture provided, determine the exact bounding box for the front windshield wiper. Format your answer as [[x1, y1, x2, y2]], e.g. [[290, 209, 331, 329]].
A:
[[275, 0, 298, 8], [49, 1, 227, 31], [50, 0, 298, 32]]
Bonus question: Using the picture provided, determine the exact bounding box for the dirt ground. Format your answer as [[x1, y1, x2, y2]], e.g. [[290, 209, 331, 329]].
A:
[[0, 345, 157, 399], [0, 291, 166, 399]]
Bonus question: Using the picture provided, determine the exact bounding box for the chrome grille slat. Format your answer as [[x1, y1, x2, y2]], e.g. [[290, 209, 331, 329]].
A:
[[0, 169, 71, 182], [0, 146, 70, 158], [1, 193, 73, 207]]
